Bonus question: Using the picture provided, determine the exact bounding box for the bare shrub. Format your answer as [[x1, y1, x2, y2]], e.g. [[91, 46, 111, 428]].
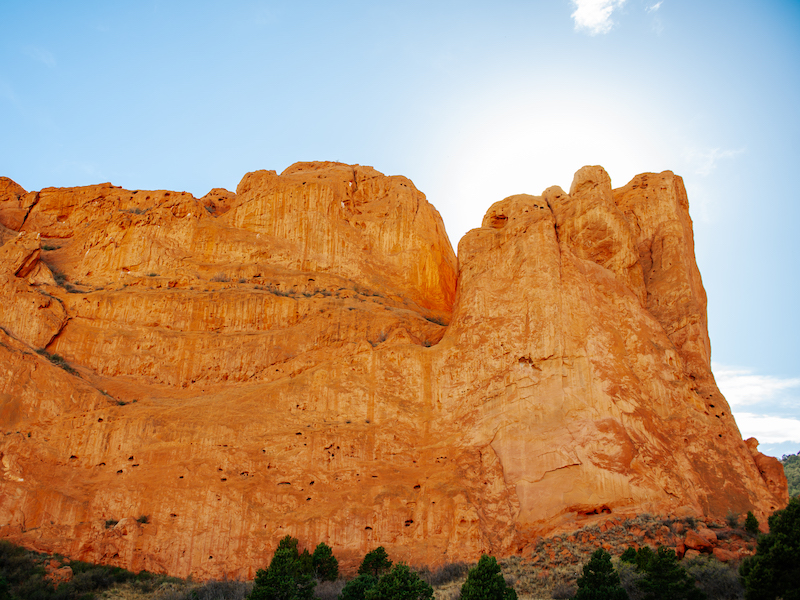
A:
[[616, 560, 646, 600], [157, 579, 252, 600], [551, 581, 577, 599], [314, 579, 346, 600], [685, 556, 744, 600], [211, 273, 230, 283], [419, 562, 470, 587]]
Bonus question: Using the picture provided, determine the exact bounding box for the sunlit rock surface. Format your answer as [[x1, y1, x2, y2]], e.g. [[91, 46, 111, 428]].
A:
[[0, 164, 786, 579]]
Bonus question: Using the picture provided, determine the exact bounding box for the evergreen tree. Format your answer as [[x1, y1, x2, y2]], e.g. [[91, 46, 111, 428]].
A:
[[359, 547, 393, 578], [249, 547, 316, 600], [339, 574, 378, 600], [277, 535, 301, 558], [619, 547, 638, 564], [744, 511, 760, 535], [572, 549, 629, 600], [637, 547, 705, 600], [298, 548, 314, 576], [312, 542, 339, 581], [460, 555, 517, 600], [634, 546, 656, 572], [365, 564, 433, 600], [740, 496, 800, 600]]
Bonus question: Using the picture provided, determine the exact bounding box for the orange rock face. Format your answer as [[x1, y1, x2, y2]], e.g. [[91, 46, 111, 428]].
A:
[[0, 162, 787, 579]]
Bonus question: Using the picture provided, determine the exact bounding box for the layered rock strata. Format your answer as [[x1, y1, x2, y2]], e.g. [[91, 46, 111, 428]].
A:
[[0, 164, 786, 579]]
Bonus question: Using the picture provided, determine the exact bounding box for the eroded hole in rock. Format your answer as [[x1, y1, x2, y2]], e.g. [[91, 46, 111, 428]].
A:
[[413, 484, 420, 489], [365, 526, 372, 530], [116, 470, 123, 474], [221, 478, 227, 481], [128, 456, 134, 461], [404, 520, 414, 527], [577, 505, 611, 516], [170, 513, 177, 517], [278, 481, 291, 486], [69, 455, 77, 460], [489, 214, 508, 229]]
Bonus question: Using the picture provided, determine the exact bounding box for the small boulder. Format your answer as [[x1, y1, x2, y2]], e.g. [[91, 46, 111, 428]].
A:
[[685, 530, 714, 552], [712, 547, 737, 562]]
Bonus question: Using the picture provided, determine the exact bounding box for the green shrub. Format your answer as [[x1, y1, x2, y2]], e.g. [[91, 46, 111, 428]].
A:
[[460, 555, 517, 600], [365, 564, 432, 600], [740, 496, 800, 600], [35, 349, 79, 376], [744, 511, 759, 535]]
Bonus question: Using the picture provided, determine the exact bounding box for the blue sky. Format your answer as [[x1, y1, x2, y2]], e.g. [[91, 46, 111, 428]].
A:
[[2, 1, 798, 457]]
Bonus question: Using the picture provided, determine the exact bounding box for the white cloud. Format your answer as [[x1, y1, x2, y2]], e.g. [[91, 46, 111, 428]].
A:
[[734, 413, 800, 444], [571, 0, 627, 36], [646, 2, 663, 13], [683, 147, 745, 176], [713, 364, 800, 408]]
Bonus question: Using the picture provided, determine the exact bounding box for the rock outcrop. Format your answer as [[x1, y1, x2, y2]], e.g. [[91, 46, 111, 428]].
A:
[[0, 163, 787, 579]]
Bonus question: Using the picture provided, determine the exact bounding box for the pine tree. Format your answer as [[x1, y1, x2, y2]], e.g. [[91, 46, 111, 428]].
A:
[[459, 555, 518, 600], [365, 564, 433, 600], [740, 496, 800, 600], [619, 547, 638, 564], [637, 546, 705, 600], [339, 574, 379, 600], [634, 546, 656, 572], [249, 547, 316, 600], [276, 535, 300, 556], [312, 542, 339, 581], [572, 549, 629, 600], [358, 547, 393, 578]]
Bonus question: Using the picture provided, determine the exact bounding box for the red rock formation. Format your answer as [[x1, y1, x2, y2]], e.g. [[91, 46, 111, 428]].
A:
[[0, 163, 787, 579]]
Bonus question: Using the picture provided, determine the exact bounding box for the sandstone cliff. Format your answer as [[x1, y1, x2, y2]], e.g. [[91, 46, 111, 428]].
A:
[[0, 164, 787, 579]]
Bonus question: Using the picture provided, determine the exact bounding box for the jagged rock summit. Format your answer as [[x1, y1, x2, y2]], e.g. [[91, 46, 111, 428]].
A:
[[0, 162, 787, 579]]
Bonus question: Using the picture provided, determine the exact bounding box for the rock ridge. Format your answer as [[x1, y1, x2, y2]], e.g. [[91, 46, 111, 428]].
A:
[[0, 162, 787, 579]]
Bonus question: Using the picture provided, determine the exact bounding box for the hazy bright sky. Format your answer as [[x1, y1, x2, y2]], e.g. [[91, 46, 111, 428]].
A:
[[2, 1, 798, 457]]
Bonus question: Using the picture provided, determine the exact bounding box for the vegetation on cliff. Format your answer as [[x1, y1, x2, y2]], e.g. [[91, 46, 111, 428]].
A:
[[781, 452, 800, 497], [740, 496, 800, 600]]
